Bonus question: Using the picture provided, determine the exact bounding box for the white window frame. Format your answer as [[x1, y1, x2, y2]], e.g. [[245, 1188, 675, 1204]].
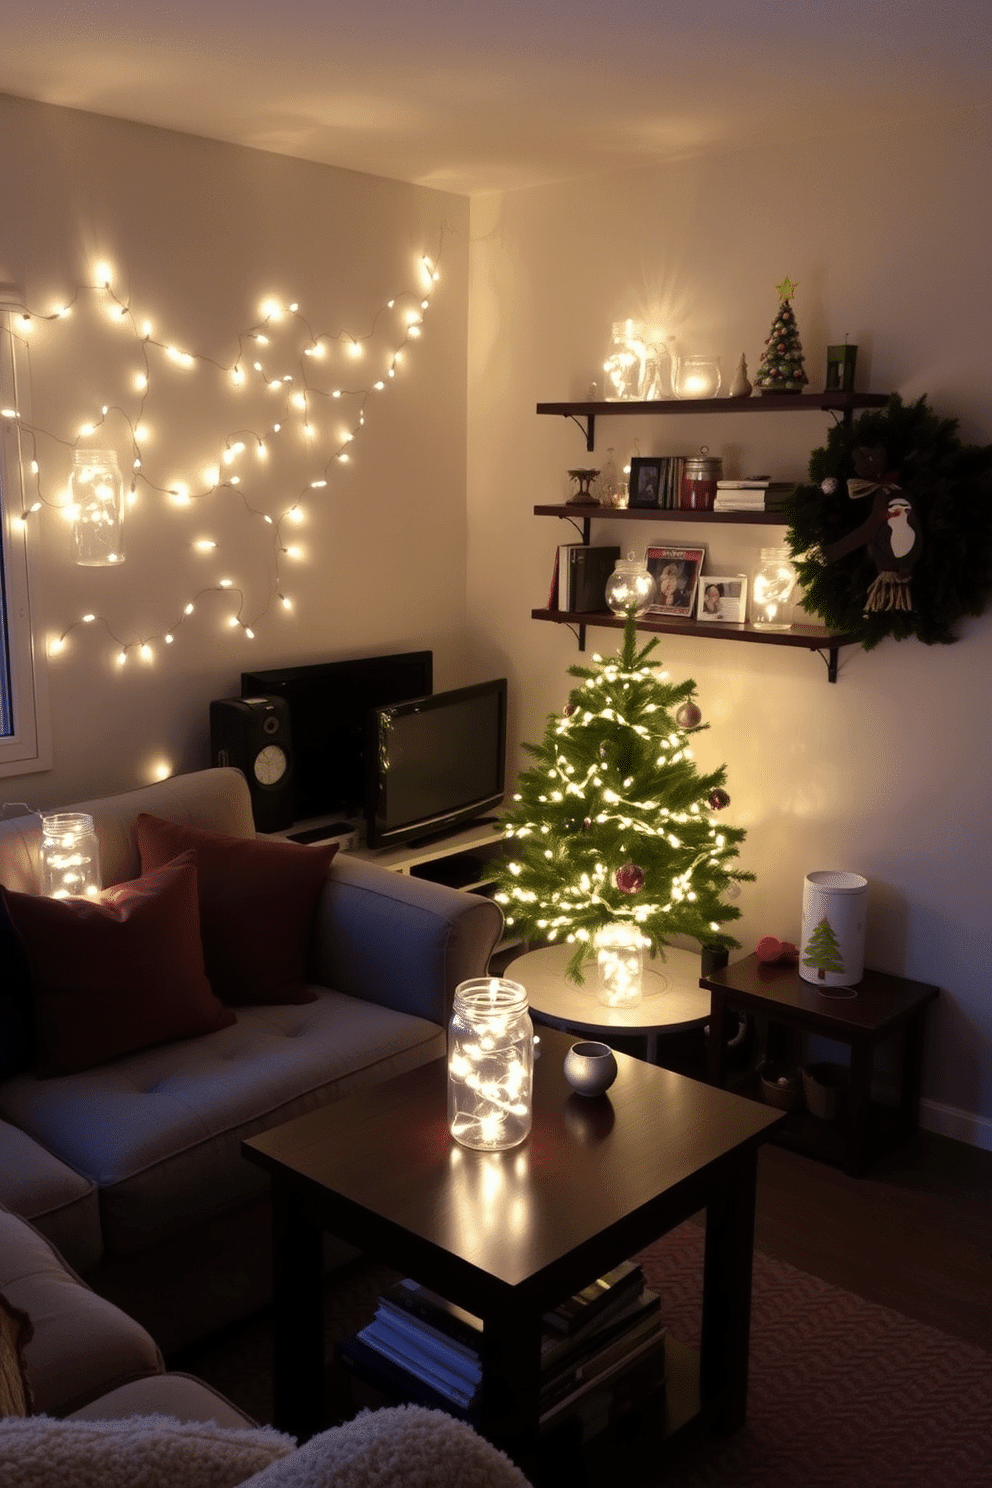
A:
[[0, 293, 51, 778]]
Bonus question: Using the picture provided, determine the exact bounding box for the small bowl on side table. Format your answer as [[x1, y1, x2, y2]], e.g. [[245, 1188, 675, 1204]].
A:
[[564, 1040, 619, 1098]]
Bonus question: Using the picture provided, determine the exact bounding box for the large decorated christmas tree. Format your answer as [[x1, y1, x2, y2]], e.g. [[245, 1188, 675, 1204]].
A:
[[492, 615, 753, 982]]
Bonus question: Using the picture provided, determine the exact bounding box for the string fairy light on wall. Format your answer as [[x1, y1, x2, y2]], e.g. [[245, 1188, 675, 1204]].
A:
[[0, 229, 449, 669]]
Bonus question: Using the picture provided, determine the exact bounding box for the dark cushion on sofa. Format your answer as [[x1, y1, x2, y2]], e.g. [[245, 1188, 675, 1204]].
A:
[[0, 896, 34, 1079], [134, 814, 338, 1006], [3, 854, 235, 1077]]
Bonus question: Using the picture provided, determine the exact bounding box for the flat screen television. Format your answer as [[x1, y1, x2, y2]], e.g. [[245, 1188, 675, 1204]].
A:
[[240, 650, 432, 821], [365, 678, 507, 850]]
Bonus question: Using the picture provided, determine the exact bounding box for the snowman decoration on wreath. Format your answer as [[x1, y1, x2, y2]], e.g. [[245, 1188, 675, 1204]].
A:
[[821, 446, 923, 613]]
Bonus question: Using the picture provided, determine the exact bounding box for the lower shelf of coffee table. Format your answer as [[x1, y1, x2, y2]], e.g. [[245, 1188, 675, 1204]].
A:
[[336, 1331, 700, 1456]]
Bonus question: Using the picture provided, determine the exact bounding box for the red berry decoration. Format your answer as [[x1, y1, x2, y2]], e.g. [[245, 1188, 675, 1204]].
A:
[[708, 788, 730, 810], [615, 862, 645, 894]]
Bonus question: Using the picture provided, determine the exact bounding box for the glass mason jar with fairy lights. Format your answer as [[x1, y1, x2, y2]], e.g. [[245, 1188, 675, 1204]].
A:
[[447, 977, 533, 1150]]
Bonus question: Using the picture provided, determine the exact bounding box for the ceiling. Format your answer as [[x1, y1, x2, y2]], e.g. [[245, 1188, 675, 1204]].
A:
[[1, 0, 990, 196]]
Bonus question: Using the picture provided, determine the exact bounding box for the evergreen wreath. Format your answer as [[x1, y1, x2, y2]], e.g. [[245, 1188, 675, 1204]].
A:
[[783, 393, 992, 649]]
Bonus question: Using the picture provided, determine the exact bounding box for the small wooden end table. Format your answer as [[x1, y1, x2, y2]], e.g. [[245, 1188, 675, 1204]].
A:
[[701, 953, 939, 1176], [506, 943, 710, 1064], [242, 1027, 782, 1469]]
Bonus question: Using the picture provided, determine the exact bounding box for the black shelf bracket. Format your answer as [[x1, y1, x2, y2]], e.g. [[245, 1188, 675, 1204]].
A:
[[815, 646, 841, 683], [565, 412, 596, 451]]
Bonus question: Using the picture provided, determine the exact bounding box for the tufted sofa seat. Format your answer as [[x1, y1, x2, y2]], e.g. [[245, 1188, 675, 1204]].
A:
[[0, 769, 503, 1352]]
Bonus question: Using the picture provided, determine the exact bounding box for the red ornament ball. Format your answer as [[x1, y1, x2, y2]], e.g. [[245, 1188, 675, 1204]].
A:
[[708, 788, 730, 810], [563, 703, 576, 717], [615, 863, 645, 894], [676, 701, 702, 728]]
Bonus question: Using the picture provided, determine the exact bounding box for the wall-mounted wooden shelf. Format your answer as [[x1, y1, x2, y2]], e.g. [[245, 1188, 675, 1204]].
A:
[[532, 606, 856, 682], [536, 391, 889, 452]]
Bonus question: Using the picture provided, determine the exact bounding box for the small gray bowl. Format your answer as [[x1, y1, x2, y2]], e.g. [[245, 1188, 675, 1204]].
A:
[[563, 1040, 618, 1097]]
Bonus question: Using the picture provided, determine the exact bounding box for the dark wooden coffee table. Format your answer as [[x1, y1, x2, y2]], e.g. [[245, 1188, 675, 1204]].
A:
[[242, 1026, 782, 1466]]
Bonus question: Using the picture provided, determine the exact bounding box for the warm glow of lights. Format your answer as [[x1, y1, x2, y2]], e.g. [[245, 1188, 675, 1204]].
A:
[[8, 231, 446, 666]]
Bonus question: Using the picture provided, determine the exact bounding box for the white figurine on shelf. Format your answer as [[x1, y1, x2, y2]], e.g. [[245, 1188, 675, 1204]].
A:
[[729, 354, 753, 399]]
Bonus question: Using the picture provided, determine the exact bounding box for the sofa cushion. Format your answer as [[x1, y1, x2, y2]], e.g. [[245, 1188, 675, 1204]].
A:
[[0, 1414, 296, 1488], [2, 855, 235, 1077], [0, 1205, 163, 1417], [135, 814, 338, 1007], [0, 1288, 33, 1417], [0, 991, 444, 1257], [0, 891, 34, 1078], [69, 1371, 257, 1428], [0, 1121, 102, 1275]]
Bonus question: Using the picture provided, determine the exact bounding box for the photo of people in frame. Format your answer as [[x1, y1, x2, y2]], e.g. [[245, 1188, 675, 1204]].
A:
[[628, 457, 663, 509], [697, 575, 747, 622], [646, 545, 705, 618]]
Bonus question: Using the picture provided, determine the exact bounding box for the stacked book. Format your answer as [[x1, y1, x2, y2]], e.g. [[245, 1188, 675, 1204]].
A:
[[338, 1259, 666, 1440], [713, 479, 798, 512], [548, 543, 621, 612]]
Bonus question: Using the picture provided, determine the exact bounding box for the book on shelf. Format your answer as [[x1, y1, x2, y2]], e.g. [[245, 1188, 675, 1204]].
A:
[[713, 480, 798, 511], [568, 544, 620, 613], [543, 1259, 644, 1335], [355, 1267, 660, 1408], [549, 541, 584, 609]]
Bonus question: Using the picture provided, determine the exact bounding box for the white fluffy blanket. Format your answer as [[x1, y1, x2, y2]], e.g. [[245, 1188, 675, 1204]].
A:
[[246, 1407, 534, 1488], [0, 1412, 295, 1488], [0, 1406, 533, 1488]]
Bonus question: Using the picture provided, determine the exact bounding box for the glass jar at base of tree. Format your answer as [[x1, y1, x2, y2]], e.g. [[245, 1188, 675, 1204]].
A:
[[595, 923, 645, 1007]]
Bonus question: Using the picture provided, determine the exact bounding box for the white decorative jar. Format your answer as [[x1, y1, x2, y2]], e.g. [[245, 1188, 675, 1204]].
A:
[[70, 449, 124, 566], [595, 923, 644, 1008], [40, 813, 101, 899], [447, 978, 533, 1150], [799, 871, 868, 990]]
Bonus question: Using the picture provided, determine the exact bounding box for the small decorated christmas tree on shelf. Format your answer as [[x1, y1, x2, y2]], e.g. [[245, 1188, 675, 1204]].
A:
[[754, 276, 809, 394], [492, 614, 753, 983]]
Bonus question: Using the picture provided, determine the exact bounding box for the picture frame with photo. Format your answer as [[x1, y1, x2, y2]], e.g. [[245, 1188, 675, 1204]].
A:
[[696, 574, 748, 623], [628, 457, 664, 509], [646, 545, 706, 618]]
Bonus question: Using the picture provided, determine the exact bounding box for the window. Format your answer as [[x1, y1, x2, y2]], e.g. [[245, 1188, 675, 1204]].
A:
[[0, 299, 51, 778]]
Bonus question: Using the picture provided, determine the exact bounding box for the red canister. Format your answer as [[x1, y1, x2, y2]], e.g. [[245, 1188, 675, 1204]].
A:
[[679, 447, 723, 511]]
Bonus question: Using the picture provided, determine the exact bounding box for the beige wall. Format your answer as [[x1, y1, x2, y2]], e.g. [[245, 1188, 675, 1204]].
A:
[[467, 107, 992, 1143], [0, 93, 470, 806]]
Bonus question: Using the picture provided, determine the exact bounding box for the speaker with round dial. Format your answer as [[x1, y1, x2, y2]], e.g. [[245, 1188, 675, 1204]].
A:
[[209, 695, 295, 833]]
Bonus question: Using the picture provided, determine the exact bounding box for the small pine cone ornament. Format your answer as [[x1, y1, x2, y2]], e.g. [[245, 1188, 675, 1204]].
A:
[[676, 701, 702, 728], [615, 862, 645, 894], [708, 788, 730, 810]]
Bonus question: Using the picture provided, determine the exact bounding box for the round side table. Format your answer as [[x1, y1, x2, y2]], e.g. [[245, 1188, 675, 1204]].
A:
[[505, 942, 710, 1064]]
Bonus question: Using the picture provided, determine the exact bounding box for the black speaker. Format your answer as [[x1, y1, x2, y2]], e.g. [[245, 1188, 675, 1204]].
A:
[[210, 695, 295, 833]]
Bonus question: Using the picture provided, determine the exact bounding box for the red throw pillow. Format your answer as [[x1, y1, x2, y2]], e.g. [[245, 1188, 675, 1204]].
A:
[[134, 815, 338, 1006], [2, 853, 235, 1078]]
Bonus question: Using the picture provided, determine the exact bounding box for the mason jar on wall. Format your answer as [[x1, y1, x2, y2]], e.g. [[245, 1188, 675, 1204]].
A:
[[70, 449, 124, 565]]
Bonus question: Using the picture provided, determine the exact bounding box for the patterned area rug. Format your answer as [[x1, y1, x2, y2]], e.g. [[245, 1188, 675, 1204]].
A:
[[179, 1220, 992, 1488]]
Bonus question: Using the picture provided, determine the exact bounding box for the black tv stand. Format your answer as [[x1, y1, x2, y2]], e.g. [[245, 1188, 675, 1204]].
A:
[[403, 815, 500, 852]]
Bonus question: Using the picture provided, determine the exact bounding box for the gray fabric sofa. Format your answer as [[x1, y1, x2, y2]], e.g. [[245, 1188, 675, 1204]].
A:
[[0, 768, 503, 1353]]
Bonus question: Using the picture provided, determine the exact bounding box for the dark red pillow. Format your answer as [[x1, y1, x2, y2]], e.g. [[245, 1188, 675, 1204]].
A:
[[3, 853, 235, 1078], [134, 815, 338, 1006]]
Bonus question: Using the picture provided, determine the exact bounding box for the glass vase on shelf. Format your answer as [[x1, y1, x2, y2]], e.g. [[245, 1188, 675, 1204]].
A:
[[673, 355, 722, 400], [603, 320, 647, 400], [605, 552, 656, 616], [751, 547, 798, 630]]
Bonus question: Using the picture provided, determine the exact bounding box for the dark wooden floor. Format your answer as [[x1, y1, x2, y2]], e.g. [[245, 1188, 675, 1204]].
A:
[[743, 1130, 991, 1352]]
